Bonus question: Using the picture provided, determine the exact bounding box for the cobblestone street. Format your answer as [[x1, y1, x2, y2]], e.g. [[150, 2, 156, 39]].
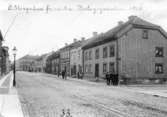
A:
[[16, 72, 167, 117]]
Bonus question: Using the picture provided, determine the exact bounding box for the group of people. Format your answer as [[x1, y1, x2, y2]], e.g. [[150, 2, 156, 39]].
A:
[[57, 70, 83, 80], [58, 69, 119, 85], [106, 72, 119, 86], [77, 71, 83, 79], [57, 70, 67, 80], [61, 70, 67, 80]]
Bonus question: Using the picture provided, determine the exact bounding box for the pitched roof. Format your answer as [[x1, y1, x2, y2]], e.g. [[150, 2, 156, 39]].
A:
[[69, 40, 83, 49], [47, 51, 60, 61], [19, 55, 40, 61], [60, 40, 86, 51], [82, 16, 167, 50]]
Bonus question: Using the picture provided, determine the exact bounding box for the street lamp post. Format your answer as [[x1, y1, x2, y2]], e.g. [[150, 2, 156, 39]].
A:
[[12, 46, 17, 87]]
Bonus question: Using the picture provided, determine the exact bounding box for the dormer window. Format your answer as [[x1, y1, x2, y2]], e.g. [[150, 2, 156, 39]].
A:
[[142, 30, 148, 39]]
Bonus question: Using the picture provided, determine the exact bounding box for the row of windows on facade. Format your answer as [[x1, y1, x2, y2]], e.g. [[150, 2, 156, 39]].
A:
[[83, 29, 159, 61], [84, 29, 148, 61], [61, 50, 81, 59], [59, 30, 163, 59], [71, 52, 81, 60], [85, 62, 115, 74], [142, 30, 164, 57], [85, 63, 163, 74], [84, 46, 163, 62], [61, 52, 70, 59], [84, 45, 115, 61]]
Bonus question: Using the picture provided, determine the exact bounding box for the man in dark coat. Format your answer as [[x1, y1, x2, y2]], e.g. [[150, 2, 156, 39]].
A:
[[62, 70, 65, 79], [112, 74, 119, 86], [58, 71, 60, 77], [115, 74, 119, 85], [109, 72, 113, 85], [77, 71, 80, 79], [106, 72, 110, 85]]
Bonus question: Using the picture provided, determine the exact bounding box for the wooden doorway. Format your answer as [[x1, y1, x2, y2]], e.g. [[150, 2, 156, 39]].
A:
[[95, 64, 99, 77]]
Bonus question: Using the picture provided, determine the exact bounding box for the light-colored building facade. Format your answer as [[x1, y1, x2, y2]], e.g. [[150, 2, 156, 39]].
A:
[[82, 16, 167, 83], [70, 38, 86, 77], [70, 47, 82, 77], [60, 40, 85, 76], [17, 55, 38, 72], [83, 41, 116, 78], [17, 53, 53, 73]]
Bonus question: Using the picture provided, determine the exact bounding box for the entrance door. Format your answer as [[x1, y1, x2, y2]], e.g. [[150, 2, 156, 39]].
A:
[[73, 65, 76, 75], [95, 64, 99, 77]]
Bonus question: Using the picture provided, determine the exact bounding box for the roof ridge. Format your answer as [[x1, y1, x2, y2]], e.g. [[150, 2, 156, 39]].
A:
[[82, 16, 167, 50]]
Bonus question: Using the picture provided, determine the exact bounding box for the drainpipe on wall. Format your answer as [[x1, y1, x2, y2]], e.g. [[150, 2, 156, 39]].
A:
[[82, 50, 84, 78], [116, 37, 120, 85], [69, 48, 71, 77]]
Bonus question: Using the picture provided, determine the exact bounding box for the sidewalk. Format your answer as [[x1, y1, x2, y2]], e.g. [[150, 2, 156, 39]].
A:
[[135, 89, 167, 98], [0, 72, 23, 117]]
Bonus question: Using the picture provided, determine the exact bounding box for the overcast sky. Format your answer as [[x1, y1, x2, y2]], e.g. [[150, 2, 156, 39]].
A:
[[0, 0, 167, 60]]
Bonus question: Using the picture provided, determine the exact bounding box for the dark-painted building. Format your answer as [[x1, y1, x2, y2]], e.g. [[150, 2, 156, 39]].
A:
[[45, 51, 60, 75], [0, 31, 10, 76]]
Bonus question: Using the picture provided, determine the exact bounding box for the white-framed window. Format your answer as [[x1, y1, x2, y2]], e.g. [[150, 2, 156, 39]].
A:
[[95, 48, 99, 59], [89, 64, 92, 73], [103, 47, 108, 58], [109, 45, 115, 57], [103, 63, 107, 73], [155, 47, 163, 57], [109, 62, 115, 72], [155, 63, 163, 74], [89, 50, 92, 60], [142, 29, 148, 39]]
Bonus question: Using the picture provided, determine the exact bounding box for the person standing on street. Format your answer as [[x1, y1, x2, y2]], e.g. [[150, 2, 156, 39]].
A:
[[62, 70, 65, 79], [106, 72, 110, 85], [109, 72, 113, 85], [58, 71, 60, 77], [64, 67, 67, 80], [77, 71, 80, 79]]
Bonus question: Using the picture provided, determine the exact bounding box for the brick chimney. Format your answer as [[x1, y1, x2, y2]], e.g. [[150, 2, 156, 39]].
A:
[[118, 21, 124, 25], [128, 15, 137, 20], [73, 38, 77, 43], [81, 37, 85, 41], [93, 32, 98, 37]]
